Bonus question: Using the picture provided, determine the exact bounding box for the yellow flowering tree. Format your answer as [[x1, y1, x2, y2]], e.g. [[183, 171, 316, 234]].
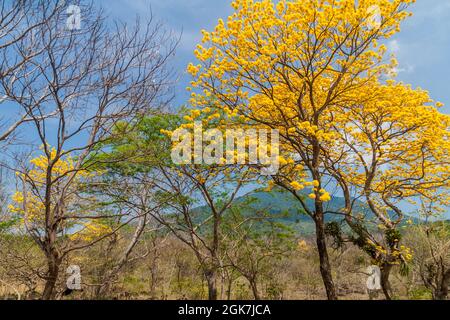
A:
[[181, 0, 450, 300], [10, 148, 112, 299], [328, 83, 450, 299]]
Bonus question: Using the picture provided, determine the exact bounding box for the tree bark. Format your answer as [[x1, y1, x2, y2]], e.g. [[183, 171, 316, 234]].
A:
[[249, 277, 260, 300], [226, 276, 233, 300], [205, 269, 218, 300], [42, 256, 61, 300], [149, 255, 159, 299], [435, 269, 450, 300], [380, 263, 393, 300], [315, 215, 338, 300]]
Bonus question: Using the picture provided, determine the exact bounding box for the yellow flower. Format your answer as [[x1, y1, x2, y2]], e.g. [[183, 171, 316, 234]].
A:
[[187, 63, 200, 76], [10, 147, 98, 229], [297, 240, 309, 252], [70, 222, 112, 242], [290, 181, 304, 191], [319, 192, 331, 202]]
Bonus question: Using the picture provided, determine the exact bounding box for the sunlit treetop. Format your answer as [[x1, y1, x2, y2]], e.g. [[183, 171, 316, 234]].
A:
[[186, 0, 424, 154], [188, 0, 416, 114], [184, 0, 448, 204]]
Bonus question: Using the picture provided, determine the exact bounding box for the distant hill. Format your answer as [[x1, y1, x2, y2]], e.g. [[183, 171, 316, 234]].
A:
[[195, 187, 423, 235], [232, 188, 370, 220]]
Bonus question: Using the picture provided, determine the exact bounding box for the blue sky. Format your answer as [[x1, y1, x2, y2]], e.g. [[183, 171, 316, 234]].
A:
[[97, 0, 450, 116]]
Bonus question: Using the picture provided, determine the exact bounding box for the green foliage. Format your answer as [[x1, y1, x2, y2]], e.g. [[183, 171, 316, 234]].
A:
[[385, 229, 402, 248], [399, 260, 411, 277], [0, 217, 19, 233], [408, 287, 433, 300], [265, 282, 284, 300], [91, 114, 182, 176], [325, 221, 345, 249]]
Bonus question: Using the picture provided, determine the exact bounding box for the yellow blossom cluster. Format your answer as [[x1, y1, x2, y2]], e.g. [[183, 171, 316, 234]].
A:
[[9, 148, 110, 242], [70, 221, 113, 242]]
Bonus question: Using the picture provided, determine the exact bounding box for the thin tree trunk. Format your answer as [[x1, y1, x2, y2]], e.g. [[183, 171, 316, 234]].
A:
[[149, 255, 159, 299], [380, 263, 393, 300], [315, 215, 338, 300], [227, 276, 233, 300], [42, 257, 60, 300], [205, 269, 218, 300], [249, 277, 260, 300], [96, 213, 148, 298], [436, 269, 450, 300]]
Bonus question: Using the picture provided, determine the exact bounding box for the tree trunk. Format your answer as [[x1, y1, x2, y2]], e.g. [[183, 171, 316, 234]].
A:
[[227, 277, 233, 300], [205, 269, 218, 300], [249, 277, 260, 300], [435, 269, 450, 300], [380, 263, 393, 300], [315, 216, 338, 300], [42, 257, 60, 300], [96, 213, 148, 299], [149, 256, 159, 299]]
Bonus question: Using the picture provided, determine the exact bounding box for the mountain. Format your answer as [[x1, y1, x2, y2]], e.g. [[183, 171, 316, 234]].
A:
[[195, 187, 423, 235], [232, 188, 370, 221], [228, 188, 372, 235]]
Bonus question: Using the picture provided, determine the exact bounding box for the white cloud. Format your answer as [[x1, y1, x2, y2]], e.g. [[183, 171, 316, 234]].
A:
[[388, 40, 400, 54]]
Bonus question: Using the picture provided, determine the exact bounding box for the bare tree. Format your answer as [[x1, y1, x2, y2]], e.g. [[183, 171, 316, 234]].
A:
[[2, 0, 176, 299], [87, 173, 168, 298], [222, 207, 295, 300], [0, 0, 68, 142], [145, 162, 254, 300]]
